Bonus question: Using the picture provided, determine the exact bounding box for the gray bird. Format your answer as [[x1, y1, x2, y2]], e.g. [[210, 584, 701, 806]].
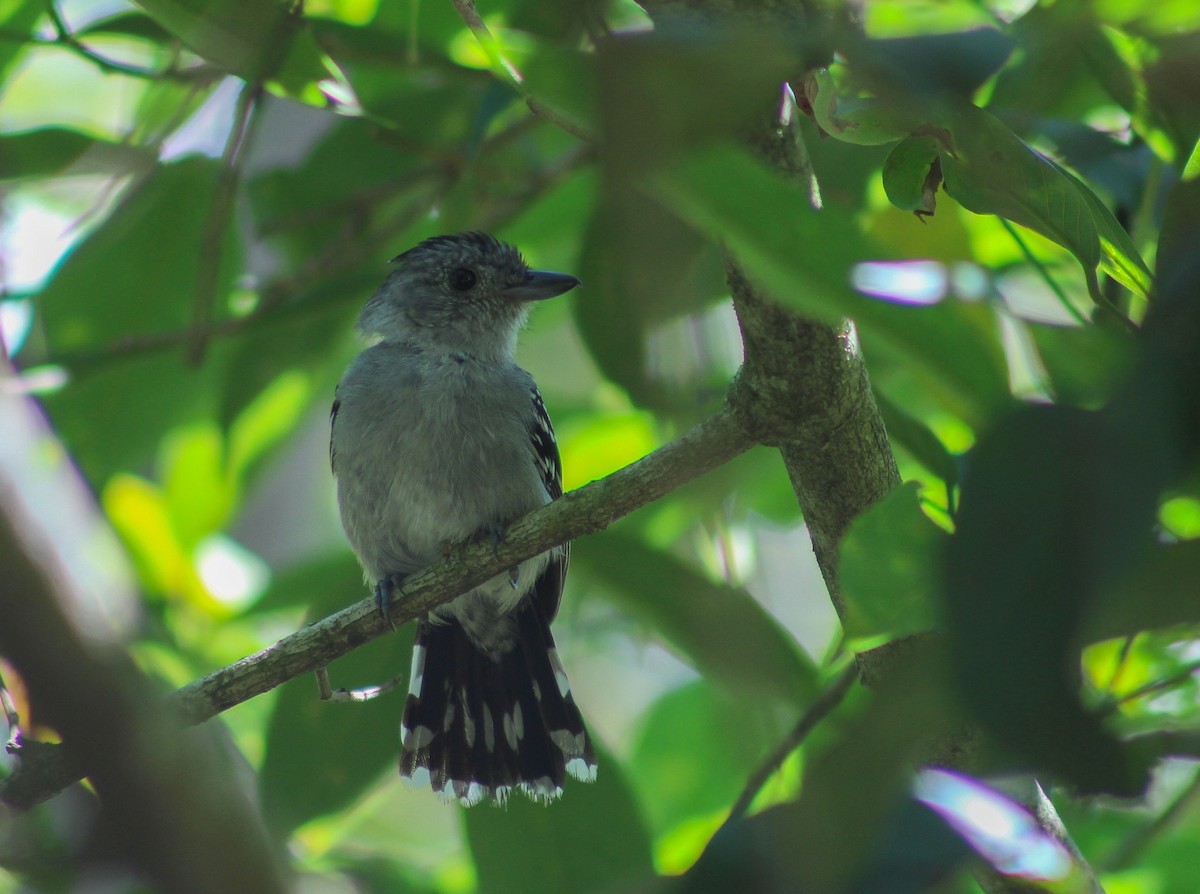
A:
[[330, 232, 596, 804]]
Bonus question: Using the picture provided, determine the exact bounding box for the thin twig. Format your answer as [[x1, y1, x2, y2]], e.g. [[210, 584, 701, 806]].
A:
[[187, 81, 262, 365], [448, 0, 593, 142], [997, 218, 1087, 326], [38, 5, 214, 82], [719, 662, 859, 831], [29, 136, 593, 373], [1112, 657, 1200, 709]]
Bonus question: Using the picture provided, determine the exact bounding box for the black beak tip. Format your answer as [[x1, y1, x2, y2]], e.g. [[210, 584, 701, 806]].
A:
[[508, 270, 582, 301]]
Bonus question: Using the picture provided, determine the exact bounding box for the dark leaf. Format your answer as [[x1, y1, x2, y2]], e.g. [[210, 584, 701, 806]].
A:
[[465, 740, 653, 894]]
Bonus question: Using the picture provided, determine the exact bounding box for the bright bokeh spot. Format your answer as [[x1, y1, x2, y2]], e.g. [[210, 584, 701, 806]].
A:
[[853, 260, 947, 305], [560, 411, 657, 491], [914, 770, 1073, 881], [1160, 496, 1200, 540], [196, 535, 270, 610]]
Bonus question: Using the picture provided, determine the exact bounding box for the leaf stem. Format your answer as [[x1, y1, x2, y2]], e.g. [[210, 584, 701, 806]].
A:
[[997, 218, 1087, 326], [719, 662, 859, 831]]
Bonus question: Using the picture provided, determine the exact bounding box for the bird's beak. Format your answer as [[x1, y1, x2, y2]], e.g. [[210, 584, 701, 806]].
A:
[[505, 270, 582, 302]]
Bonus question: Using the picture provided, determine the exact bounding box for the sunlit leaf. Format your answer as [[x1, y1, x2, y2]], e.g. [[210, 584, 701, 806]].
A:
[[934, 103, 1151, 301]]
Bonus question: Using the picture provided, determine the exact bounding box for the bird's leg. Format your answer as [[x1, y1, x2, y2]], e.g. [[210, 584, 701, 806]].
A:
[[316, 573, 407, 703], [375, 574, 403, 631], [485, 522, 520, 589]]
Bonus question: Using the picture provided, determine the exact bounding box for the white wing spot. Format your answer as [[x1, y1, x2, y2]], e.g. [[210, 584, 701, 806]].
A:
[[549, 728, 586, 757], [403, 724, 435, 750], [443, 700, 456, 731], [408, 644, 426, 697], [512, 702, 524, 740], [520, 776, 563, 802], [567, 757, 597, 782], [503, 711, 518, 750], [548, 648, 571, 697]]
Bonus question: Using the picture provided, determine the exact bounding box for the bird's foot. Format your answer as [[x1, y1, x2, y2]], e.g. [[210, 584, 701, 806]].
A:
[[375, 574, 405, 630], [485, 523, 520, 589]]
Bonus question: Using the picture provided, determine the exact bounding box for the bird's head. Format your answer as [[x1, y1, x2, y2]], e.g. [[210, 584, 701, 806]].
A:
[[357, 232, 580, 360]]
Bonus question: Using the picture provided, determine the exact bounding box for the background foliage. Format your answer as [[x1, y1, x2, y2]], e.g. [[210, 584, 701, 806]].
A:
[[2, 0, 1200, 891]]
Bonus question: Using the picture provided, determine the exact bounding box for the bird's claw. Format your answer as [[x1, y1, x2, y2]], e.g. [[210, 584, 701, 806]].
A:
[[486, 524, 519, 589], [375, 575, 403, 631]]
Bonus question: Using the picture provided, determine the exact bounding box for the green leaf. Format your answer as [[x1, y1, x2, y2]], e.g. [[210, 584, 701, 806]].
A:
[[135, 0, 326, 90], [33, 158, 242, 482], [840, 483, 943, 641], [649, 145, 1012, 425], [806, 67, 913, 146], [0, 1, 41, 81], [1028, 320, 1135, 408], [935, 103, 1151, 301], [1086, 541, 1200, 643], [0, 128, 156, 181], [464, 741, 653, 894], [874, 392, 960, 488], [629, 681, 784, 835], [881, 133, 942, 216], [37, 157, 238, 351], [575, 194, 727, 411], [574, 531, 816, 706], [943, 404, 1158, 796], [258, 553, 414, 835]]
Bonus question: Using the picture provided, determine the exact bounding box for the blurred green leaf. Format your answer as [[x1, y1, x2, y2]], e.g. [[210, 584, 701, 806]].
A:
[[1028, 321, 1135, 408], [0, 129, 156, 181], [840, 482, 943, 642], [681, 649, 951, 894], [0, 1, 41, 78], [465, 740, 653, 894], [650, 144, 1012, 425], [259, 579, 415, 836], [77, 10, 174, 41], [35, 157, 242, 482], [575, 531, 816, 706], [881, 133, 942, 216], [630, 680, 783, 835], [37, 157, 239, 351], [575, 195, 726, 410], [875, 392, 960, 488], [162, 422, 234, 548], [943, 404, 1158, 796], [853, 28, 1014, 98], [135, 0, 325, 88]]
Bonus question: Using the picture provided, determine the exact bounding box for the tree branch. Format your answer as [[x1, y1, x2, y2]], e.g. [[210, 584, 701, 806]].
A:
[[1, 402, 755, 810], [0, 440, 286, 891]]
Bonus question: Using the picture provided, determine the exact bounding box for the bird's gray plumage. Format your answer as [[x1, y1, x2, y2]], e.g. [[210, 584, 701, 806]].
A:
[[330, 232, 595, 803]]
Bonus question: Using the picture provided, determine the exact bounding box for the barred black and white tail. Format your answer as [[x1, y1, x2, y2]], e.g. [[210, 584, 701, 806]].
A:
[[399, 602, 597, 805]]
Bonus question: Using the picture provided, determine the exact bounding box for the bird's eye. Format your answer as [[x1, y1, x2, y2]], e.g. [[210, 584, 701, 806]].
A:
[[449, 268, 477, 291]]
